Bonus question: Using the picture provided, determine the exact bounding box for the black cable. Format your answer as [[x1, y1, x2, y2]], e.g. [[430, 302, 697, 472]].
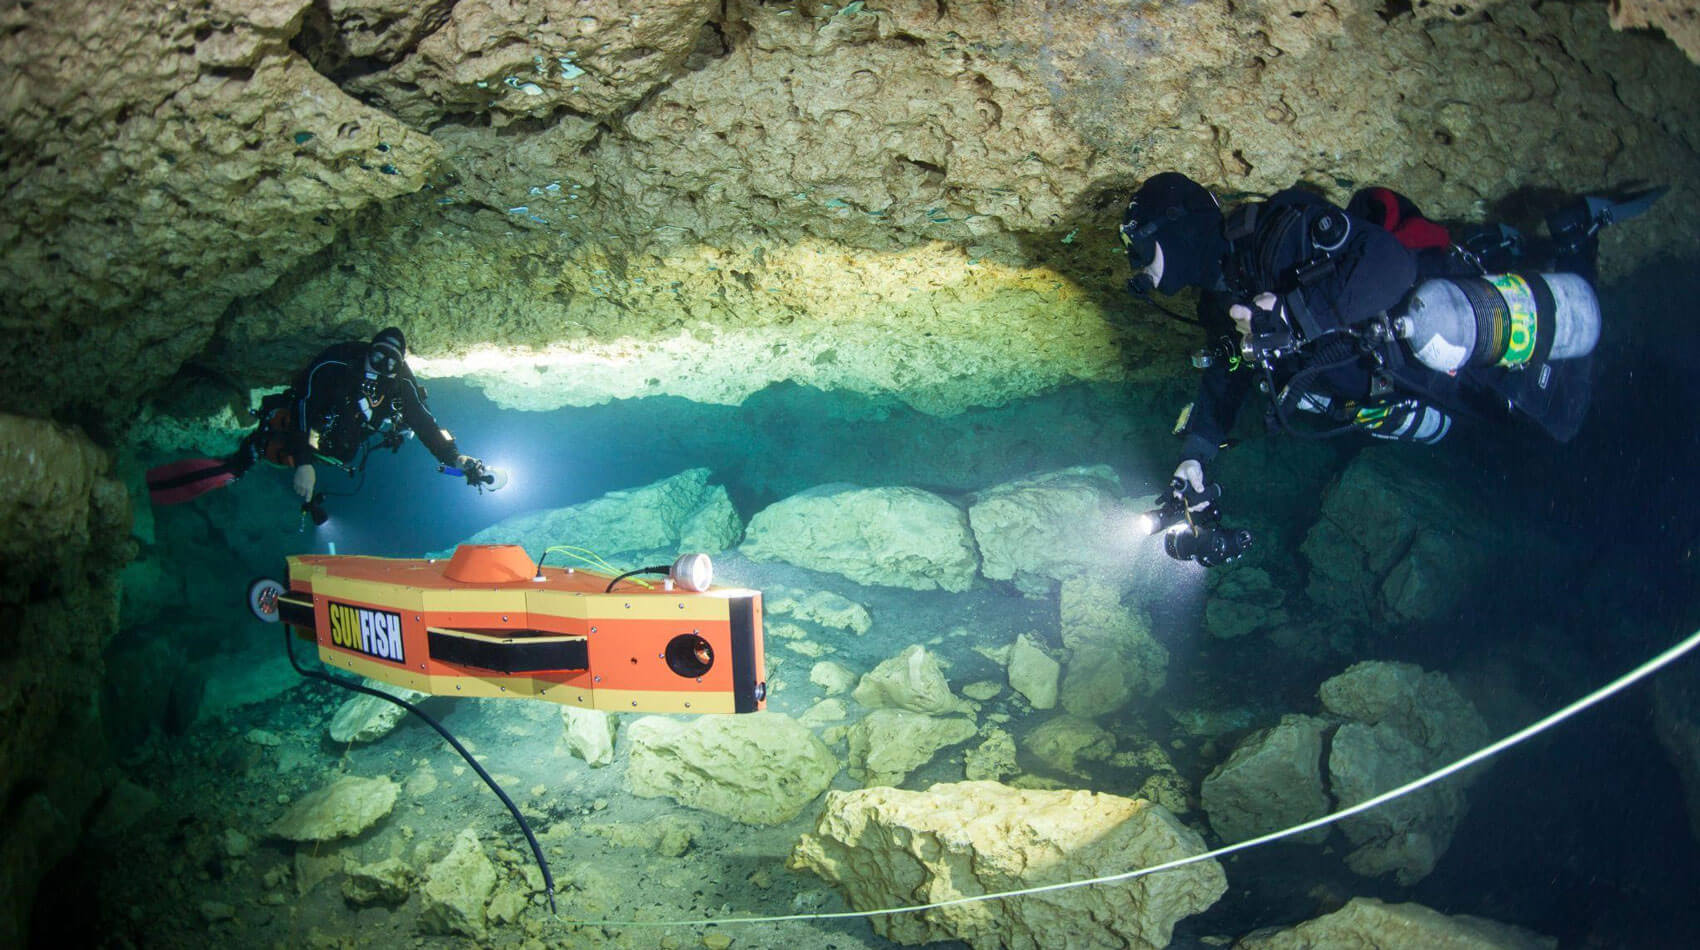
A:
[[1127, 286, 1204, 328], [604, 565, 668, 593], [315, 442, 374, 499], [281, 627, 558, 914]]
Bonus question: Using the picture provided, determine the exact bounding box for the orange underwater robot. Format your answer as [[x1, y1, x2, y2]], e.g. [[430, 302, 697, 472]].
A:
[[251, 544, 767, 715]]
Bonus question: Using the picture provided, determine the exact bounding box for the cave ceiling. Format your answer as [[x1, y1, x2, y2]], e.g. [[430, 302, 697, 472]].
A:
[[2, 0, 1697, 432]]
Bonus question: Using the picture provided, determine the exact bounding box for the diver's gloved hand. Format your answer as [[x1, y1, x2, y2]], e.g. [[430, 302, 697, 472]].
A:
[[293, 463, 316, 501], [1228, 292, 1280, 338], [1170, 459, 1214, 513], [455, 454, 484, 477]]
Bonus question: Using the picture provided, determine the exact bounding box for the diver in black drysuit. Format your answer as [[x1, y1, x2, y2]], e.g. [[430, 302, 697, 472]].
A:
[[1120, 172, 1654, 566], [230, 327, 484, 502]]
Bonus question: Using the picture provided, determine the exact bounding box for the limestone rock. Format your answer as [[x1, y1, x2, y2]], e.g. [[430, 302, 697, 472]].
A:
[[799, 698, 848, 728], [964, 728, 1019, 782], [1328, 721, 1466, 885], [583, 817, 700, 857], [962, 680, 1002, 702], [1057, 577, 1168, 718], [458, 468, 739, 561], [1204, 567, 1288, 640], [328, 683, 428, 744], [295, 850, 341, 896], [419, 829, 497, 939], [342, 857, 416, 907], [338, 0, 714, 127], [269, 776, 399, 843], [768, 589, 873, 636], [852, 644, 973, 716], [0, 415, 127, 600], [1319, 661, 1492, 766], [1612, 0, 1700, 66], [1201, 715, 1333, 847], [847, 709, 978, 787], [968, 466, 1134, 596], [741, 484, 980, 592], [809, 661, 858, 696], [1, 2, 442, 421], [487, 885, 531, 925], [790, 781, 1226, 948], [625, 712, 838, 824], [1006, 633, 1061, 710], [1235, 896, 1556, 949], [561, 706, 618, 768], [679, 487, 746, 554], [1023, 716, 1116, 776], [1300, 455, 1494, 626]]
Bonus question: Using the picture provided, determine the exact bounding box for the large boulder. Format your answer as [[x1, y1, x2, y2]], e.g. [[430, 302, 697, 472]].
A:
[[790, 781, 1226, 949], [968, 466, 1136, 596], [561, 706, 618, 768], [327, 683, 428, 744], [1201, 715, 1332, 847], [1022, 715, 1116, 777], [1058, 577, 1167, 718], [1327, 721, 1466, 885], [852, 644, 973, 716], [457, 468, 741, 562], [268, 775, 399, 843], [741, 483, 980, 591], [847, 709, 978, 787], [1300, 453, 1495, 626], [1235, 896, 1555, 949], [1006, 633, 1061, 710], [1204, 567, 1289, 640], [1196, 661, 1489, 885], [1321, 662, 1490, 884], [625, 712, 838, 824], [419, 829, 497, 939], [1319, 661, 1492, 765]]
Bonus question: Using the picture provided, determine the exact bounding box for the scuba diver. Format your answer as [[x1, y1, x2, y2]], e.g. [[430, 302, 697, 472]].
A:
[[147, 327, 502, 518], [1120, 171, 1663, 567]]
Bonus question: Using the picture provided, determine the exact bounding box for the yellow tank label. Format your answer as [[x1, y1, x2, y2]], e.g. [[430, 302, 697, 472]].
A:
[[1488, 274, 1537, 367]]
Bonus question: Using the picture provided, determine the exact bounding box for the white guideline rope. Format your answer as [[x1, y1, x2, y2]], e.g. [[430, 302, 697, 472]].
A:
[[561, 625, 1700, 930]]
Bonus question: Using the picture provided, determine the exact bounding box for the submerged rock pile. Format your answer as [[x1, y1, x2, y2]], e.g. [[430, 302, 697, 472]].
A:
[[1202, 660, 1491, 884]]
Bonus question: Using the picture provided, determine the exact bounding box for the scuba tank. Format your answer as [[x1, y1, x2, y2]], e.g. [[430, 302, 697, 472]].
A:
[[1395, 272, 1599, 374]]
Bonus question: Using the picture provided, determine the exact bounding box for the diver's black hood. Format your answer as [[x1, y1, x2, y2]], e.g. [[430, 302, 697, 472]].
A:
[[1124, 172, 1227, 294]]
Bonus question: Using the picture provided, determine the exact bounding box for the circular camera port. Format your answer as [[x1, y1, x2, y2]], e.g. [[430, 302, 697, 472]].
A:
[[665, 634, 714, 678]]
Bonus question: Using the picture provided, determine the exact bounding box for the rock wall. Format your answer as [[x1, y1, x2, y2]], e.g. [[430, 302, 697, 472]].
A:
[[0, 0, 437, 425], [0, 414, 132, 946]]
